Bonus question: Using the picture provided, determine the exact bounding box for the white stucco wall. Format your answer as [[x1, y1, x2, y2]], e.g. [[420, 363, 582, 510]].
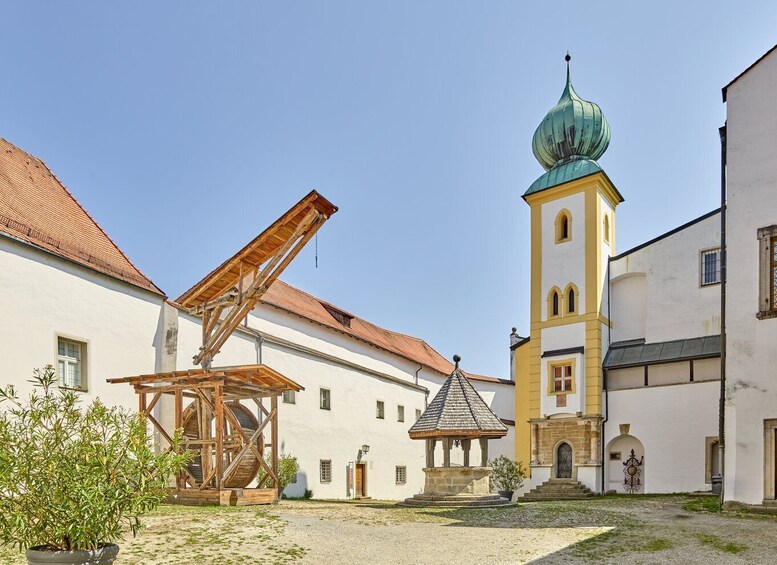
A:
[[724, 47, 777, 505], [0, 236, 164, 410], [541, 192, 587, 320], [604, 381, 719, 493], [609, 212, 721, 344]]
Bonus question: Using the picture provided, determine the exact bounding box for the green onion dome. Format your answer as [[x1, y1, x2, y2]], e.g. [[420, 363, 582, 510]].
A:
[[531, 56, 610, 172]]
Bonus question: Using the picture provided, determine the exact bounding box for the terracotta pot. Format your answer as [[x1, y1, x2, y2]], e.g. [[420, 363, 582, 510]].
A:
[[498, 490, 514, 501], [25, 544, 119, 565]]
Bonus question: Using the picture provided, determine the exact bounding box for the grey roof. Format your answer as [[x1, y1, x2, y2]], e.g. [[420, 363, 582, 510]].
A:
[[603, 335, 721, 369], [408, 367, 508, 439]]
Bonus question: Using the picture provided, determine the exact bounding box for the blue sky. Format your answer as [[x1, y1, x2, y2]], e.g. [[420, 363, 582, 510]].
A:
[[2, 2, 775, 378]]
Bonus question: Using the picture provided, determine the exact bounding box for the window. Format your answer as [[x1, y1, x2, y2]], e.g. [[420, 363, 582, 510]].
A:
[[320, 388, 331, 410], [290, 473, 298, 484], [548, 287, 561, 318], [376, 400, 385, 419], [395, 466, 407, 485], [320, 460, 332, 483], [283, 390, 296, 404], [705, 436, 721, 484], [547, 359, 575, 395], [555, 209, 572, 243], [758, 226, 777, 319], [564, 283, 578, 314], [415, 409, 422, 422], [604, 214, 610, 244], [397, 405, 405, 422], [700, 248, 721, 286], [57, 337, 86, 390]]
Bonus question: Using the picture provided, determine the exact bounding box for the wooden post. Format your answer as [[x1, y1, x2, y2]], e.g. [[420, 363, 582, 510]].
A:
[[443, 437, 451, 468], [462, 439, 471, 467], [429, 439, 436, 468], [271, 395, 279, 492], [214, 383, 224, 490], [174, 388, 183, 488], [138, 389, 147, 414], [480, 437, 488, 467]]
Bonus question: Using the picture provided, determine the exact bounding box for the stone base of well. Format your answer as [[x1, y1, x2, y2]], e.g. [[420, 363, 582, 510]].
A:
[[400, 467, 513, 507]]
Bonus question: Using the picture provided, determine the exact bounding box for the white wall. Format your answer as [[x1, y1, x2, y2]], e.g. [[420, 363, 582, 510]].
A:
[[609, 212, 721, 344], [541, 192, 587, 320], [724, 47, 777, 505], [605, 381, 719, 493], [0, 236, 164, 410]]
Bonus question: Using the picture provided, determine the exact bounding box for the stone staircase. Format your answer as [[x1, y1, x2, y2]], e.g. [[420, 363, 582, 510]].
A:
[[521, 479, 594, 501], [400, 494, 512, 508]]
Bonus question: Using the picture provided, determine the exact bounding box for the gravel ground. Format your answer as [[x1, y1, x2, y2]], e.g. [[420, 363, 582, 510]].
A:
[[0, 495, 774, 564]]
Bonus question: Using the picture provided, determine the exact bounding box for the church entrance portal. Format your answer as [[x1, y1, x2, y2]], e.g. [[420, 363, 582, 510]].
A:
[[556, 442, 573, 478]]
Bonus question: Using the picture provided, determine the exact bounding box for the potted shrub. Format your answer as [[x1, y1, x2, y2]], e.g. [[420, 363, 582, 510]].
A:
[[0, 366, 189, 565], [490, 455, 526, 501]]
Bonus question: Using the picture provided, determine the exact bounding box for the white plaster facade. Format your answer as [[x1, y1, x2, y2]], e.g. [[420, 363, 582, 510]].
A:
[[723, 46, 777, 506]]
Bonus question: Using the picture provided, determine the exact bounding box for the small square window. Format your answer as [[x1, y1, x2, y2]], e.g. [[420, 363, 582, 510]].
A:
[[290, 473, 298, 484], [397, 405, 405, 422], [57, 337, 87, 391], [395, 466, 407, 485], [700, 248, 721, 286], [610, 452, 621, 461], [320, 388, 331, 410], [320, 460, 332, 483], [283, 390, 296, 404], [376, 400, 385, 419], [415, 409, 422, 422]]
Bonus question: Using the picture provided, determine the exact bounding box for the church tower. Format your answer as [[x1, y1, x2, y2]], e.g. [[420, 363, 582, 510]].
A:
[[518, 56, 623, 493]]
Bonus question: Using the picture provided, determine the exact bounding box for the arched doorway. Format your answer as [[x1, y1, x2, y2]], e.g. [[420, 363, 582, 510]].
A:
[[607, 434, 645, 493], [556, 442, 573, 478]]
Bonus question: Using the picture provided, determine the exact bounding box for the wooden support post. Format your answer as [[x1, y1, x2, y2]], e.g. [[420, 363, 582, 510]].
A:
[[480, 437, 488, 467], [462, 439, 471, 467], [443, 437, 451, 468], [138, 390, 147, 414], [271, 395, 279, 491], [214, 383, 224, 490], [174, 389, 183, 489], [429, 439, 436, 468]]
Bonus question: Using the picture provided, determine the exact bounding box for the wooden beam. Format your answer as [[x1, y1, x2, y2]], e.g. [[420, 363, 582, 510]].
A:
[[271, 396, 279, 489]]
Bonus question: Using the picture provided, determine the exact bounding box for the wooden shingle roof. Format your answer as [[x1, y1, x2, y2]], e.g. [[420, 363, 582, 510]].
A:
[[408, 363, 508, 439]]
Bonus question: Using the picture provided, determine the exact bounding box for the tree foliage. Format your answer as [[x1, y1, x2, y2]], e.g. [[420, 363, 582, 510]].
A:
[[0, 366, 189, 552], [489, 456, 526, 492]]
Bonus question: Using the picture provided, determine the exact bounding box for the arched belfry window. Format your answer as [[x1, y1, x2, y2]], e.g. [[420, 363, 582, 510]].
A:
[[603, 214, 611, 244], [548, 287, 562, 319], [555, 210, 572, 244], [564, 283, 579, 315]]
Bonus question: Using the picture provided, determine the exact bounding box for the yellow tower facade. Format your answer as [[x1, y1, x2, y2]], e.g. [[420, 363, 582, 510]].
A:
[[515, 58, 623, 492]]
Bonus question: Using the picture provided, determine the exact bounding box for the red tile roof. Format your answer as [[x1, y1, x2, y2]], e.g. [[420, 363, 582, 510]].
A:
[[0, 138, 163, 295], [260, 280, 513, 385]]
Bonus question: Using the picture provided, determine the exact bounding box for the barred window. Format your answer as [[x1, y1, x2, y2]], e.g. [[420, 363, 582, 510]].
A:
[[397, 405, 405, 422], [320, 460, 332, 483], [700, 248, 721, 286], [395, 466, 407, 485], [320, 388, 331, 410], [376, 400, 385, 419], [283, 390, 296, 404]]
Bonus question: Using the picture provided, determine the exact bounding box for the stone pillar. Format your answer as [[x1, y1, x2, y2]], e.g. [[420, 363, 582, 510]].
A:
[[462, 439, 471, 467], [589, 421, 600, 464], [530, 423, 539, 464], [479, 437, 488, 467]]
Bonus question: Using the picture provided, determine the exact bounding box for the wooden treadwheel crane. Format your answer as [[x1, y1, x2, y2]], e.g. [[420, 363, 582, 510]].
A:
[[109, 190, 337, 505]]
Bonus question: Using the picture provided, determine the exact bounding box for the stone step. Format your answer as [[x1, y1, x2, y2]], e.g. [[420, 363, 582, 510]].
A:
[[401, 497, 512, 508], [410, 494, 505, 502], [529, 487, 592, 494]]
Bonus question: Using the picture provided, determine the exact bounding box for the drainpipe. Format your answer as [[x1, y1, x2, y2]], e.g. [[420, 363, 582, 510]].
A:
[[601, 260, 612, 494], [415, 365, 422, 387], [718, 124, 727, 503]]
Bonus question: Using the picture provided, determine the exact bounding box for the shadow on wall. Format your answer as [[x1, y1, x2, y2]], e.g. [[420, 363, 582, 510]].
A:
[[283, 471, 309, 499]]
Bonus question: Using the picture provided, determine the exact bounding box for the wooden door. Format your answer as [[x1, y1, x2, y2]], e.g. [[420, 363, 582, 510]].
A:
[[355, 463, 365, 497], [557, 443, 573, 478]]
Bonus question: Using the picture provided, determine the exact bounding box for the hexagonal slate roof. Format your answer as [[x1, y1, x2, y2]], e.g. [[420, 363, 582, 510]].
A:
[[408, 364, 508, 439]]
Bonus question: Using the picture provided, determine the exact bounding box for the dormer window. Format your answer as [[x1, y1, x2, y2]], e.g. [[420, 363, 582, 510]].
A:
[[321, 302, 354, 328]]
